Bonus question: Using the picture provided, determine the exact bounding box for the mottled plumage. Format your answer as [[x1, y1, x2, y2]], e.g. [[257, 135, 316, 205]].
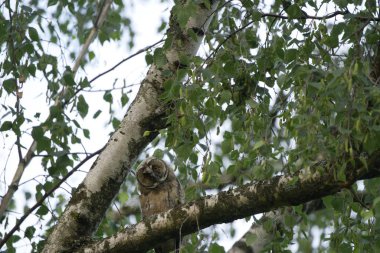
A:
[[136, 157, 184, 253]]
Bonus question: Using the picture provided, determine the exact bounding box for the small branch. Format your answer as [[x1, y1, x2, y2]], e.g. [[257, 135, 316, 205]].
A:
[[81, 83, 139, 93], [89, 39, 164, 84], [203, 9, 377, 68], [0, 0, 113, 218], [0, 147, 104, 248], [72, 0, 113, 74], [68, 39, 164, 102], [262, 10, 350, 20], [32, 151, 96, 157]]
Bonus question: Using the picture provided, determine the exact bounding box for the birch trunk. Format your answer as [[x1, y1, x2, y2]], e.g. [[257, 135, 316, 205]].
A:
[[42, 2, 219, 252]]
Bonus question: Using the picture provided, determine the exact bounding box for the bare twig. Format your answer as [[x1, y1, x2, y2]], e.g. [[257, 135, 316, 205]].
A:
[[89, 39, 164, 84], [0, 147, 104, 248], [72, 0, 113, 74]]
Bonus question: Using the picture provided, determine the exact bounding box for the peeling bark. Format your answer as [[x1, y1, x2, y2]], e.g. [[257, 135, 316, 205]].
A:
[[42, 2, 219, 252], [76, 151, 380, 253]]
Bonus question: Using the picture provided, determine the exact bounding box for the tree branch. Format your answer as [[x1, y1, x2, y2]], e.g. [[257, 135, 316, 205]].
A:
[[203, 9, 377, 68], [0, 148, 104, 248], [0, 0, 113, 219], [77, 151, 380, 253], [41, 2, 220, 252], [72, 0, 113, 74], [88, 39, 164, 84]]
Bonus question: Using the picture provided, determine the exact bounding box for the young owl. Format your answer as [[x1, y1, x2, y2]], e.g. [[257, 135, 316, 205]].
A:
[[136, 157, 184, 253]]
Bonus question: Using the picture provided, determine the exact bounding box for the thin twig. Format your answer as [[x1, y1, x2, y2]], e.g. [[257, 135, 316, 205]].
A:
[[0, 146, 104, 248], [202, 10, 376, 68], [89, 39, 164, 84], [72, 0, 113, 74]]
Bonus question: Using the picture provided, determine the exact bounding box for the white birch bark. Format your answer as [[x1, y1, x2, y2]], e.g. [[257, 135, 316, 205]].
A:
[[42, 1, 219, 252], [76, 152, 380, 252]]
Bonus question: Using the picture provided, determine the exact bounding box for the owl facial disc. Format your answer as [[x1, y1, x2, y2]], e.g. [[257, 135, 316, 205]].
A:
[[136, 158, 169, 189]]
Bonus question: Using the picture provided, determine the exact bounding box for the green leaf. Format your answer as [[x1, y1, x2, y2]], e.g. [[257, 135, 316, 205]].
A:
[[337, 243, 352, 253], [93, 110, 102, 119], [28, 27, 39, 41], [221, 138, 233, 153], [121, 93, 129, 107], [68, 3, 75, 14], [285, 4, 304, 18], [63, 71, 76, 87], [25, 226, 36, 240], [219, 90, 232, 103], [333, 0, 347, 8], [152, 149, 164, 158], [174, 3, 197, 29], [251, 10, 262, 22], [2, 78, 17, 93], [31, 126, 44, 140], [245, 30, 259, 48], [112, 118, 120, 129], [241, 0, 254, 9], [323, 195, 333, 209], [145, 53, 153, 65], [27, 64, 36, 77], [36, 205, 49, 216], [0, 121, 12, 131], [56, 154, 73, 169], [77, 95, 89, 118], [364, 132, 380, 154], [153, 48, 167, 67], [361, 209, 374, 221], [88, 51, 95, 61], [36, 136, 51, 152], [48, 0, 58, 6], [285, 49, 298, 63], [103, 91, 113, 103], [209, 243, 225, 253], [83, 128, 90, 138], [79, 78, 90, 89], [114, 0, 123, 6], [24, 191, 32, 200], [253, 140, 266, 150], [119, 192, 129, 203]]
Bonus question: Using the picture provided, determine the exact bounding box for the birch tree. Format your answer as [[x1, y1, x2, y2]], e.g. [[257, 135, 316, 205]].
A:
[[1, 0, 380, 252]]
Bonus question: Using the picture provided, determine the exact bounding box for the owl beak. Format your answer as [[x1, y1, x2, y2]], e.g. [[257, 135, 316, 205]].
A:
[[143, 166, 153, 174]]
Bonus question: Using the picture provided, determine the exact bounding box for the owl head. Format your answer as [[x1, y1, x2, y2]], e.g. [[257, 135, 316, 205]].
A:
[[136, 157, 170, 189]]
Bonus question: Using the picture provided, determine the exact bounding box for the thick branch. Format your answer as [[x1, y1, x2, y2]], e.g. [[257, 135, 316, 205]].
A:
[[77, 151, 380, 253], [41, 2, 219, 252]]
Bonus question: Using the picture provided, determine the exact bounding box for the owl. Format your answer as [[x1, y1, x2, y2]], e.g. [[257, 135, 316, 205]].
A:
[[136, 157, 184, 253]]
